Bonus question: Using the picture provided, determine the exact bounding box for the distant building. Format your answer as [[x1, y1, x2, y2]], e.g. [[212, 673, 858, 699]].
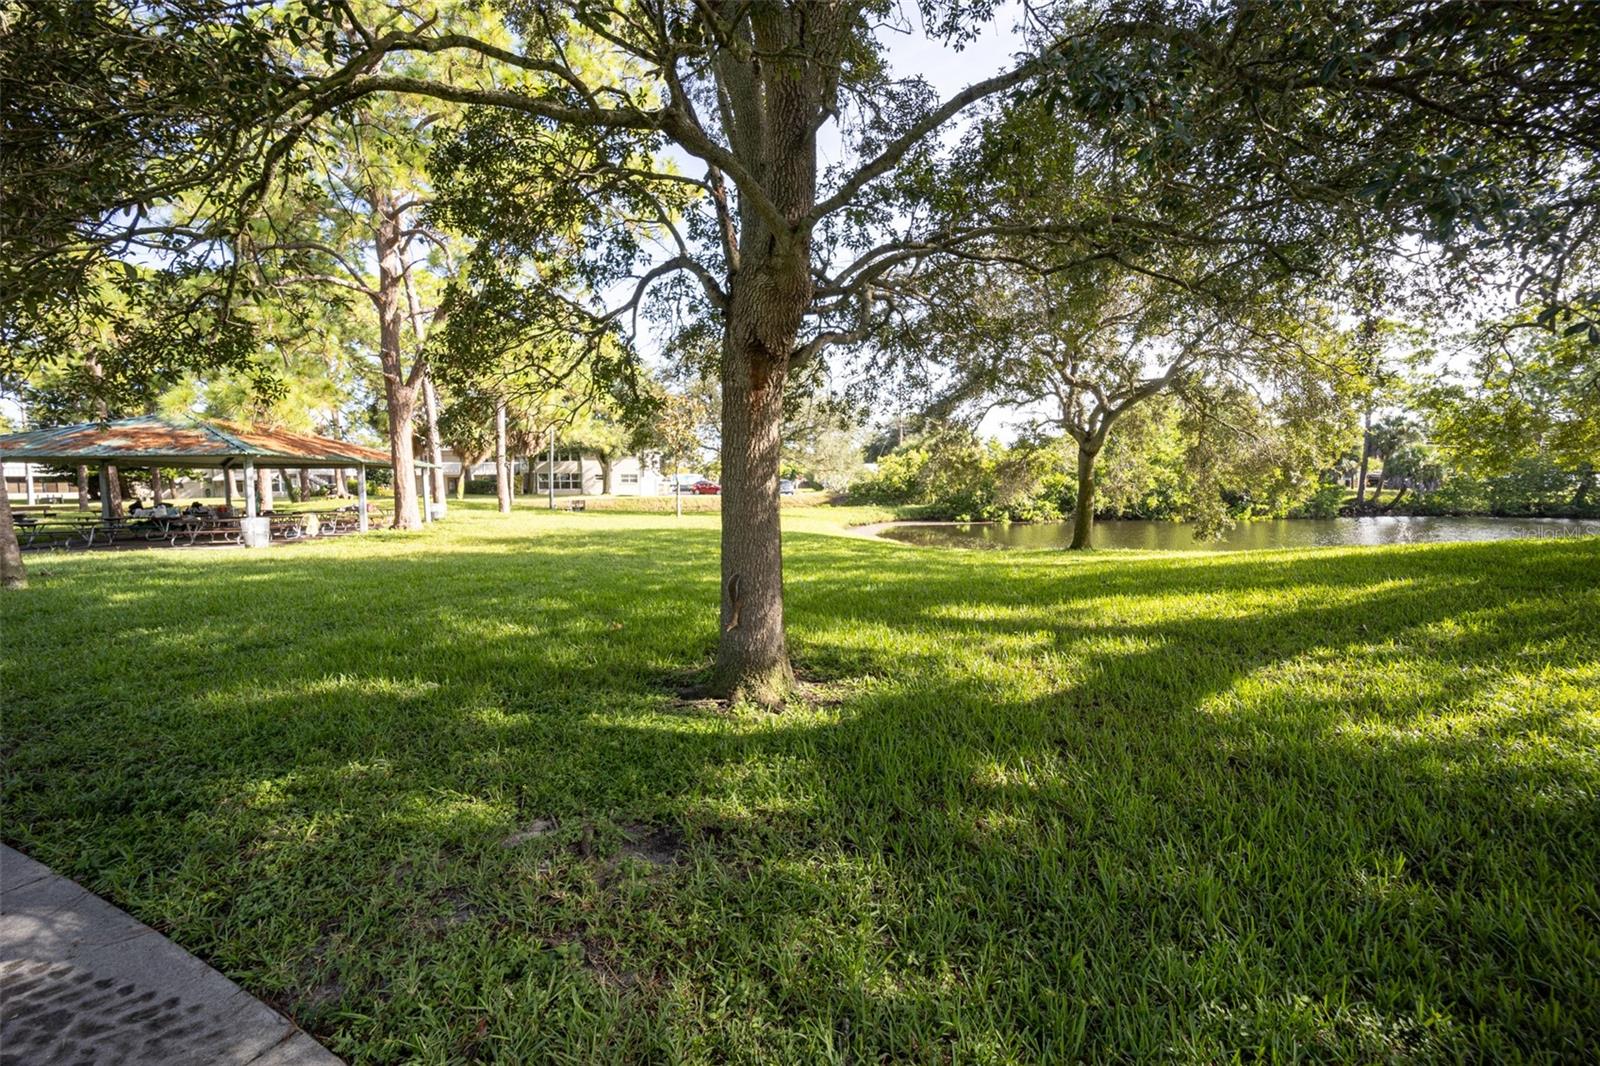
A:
[[440, 448, 664, 496], [3, 461, 76, 503]]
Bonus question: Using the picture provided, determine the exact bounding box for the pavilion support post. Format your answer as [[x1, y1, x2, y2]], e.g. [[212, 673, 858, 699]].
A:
[[98, 466, 113, 520], [224, 465, 234, 510], [24, 464, 35, 506], [240, 458, 271, 547], [357, 466, 369, 533], [151, 467, 163, 506]]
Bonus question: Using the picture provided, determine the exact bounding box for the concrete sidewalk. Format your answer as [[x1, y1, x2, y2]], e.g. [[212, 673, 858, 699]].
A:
[[1, 845, 340, 1065]]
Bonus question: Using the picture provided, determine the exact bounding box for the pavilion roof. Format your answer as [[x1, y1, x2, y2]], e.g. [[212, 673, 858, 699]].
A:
[[0, 415, 407, 469]]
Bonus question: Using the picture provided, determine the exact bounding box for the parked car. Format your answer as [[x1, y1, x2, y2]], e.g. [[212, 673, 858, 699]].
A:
[[690, 479, 721, 495], [665, 474, 704, 494], [778, 479, 797, 495]]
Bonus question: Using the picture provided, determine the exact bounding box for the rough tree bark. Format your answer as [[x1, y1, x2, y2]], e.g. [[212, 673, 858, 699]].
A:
[[707, 9, 835, 703], [1069, 443, 1101, 550], [373, 184, 421, 530], [256, 467, 273, 511], [151, 468, 164, 506], [599, 454, 613, 495], [279, 467, 299, 502], [0, 486, 26, 589], [103, 465, 124, 517]]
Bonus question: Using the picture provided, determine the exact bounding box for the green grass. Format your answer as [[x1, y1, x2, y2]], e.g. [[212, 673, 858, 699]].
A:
[[3, 502, 1598, 1062]]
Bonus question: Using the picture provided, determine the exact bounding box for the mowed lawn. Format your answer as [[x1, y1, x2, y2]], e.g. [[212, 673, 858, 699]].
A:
[[3, 503, 1597, 1063]]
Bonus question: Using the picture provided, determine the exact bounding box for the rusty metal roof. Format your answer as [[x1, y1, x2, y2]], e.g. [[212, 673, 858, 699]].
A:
[[0, 416, 408, 468]]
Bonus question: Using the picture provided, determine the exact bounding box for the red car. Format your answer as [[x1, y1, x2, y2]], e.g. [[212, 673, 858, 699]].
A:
[[690, 479, 721, 495]]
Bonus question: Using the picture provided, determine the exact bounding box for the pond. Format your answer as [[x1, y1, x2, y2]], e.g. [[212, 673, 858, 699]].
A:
[[875, 516, 1600, 552]]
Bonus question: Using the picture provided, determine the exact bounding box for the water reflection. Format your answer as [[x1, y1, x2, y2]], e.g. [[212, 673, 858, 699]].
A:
[[877, 516, 1600, 552]]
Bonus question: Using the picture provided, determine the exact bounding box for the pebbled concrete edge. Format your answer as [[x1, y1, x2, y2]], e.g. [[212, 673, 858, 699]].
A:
[[1, 845, 342, 1066]]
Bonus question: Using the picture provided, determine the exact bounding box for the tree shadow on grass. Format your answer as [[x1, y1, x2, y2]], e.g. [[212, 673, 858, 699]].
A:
[[2, 533, 1597, 1060]]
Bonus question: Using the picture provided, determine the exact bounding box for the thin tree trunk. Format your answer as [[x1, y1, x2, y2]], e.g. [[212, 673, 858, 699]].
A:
[[1355, 407, 1372, 506], [1370, 470, 1386, 508], [76, 464, 90, 510], [86, 356, 122, 518], [299, 469, 311, 500], [280, 468, 299, 503], [1379, 485, 1407, 512], [373, 184, 422, 530], [0, 485, 26, 589], [600, 454, 613, 494], [1069, 444, 1099, 550], [151, 468, 163, 506], [495, 401, 512, 513], [257, 467, 273, 512], [421, 375, 447, 508]]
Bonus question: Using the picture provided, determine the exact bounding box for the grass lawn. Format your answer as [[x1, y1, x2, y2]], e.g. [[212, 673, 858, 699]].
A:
[[3, 502, 1597, 1062]]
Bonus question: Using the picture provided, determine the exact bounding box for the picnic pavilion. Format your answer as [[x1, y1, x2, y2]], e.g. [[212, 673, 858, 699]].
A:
[[0, 415, 437, 546]]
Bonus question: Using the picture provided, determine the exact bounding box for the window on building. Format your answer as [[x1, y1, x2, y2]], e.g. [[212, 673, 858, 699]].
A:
[[537, 472, 582, 491], [619, 473, 640, 486]]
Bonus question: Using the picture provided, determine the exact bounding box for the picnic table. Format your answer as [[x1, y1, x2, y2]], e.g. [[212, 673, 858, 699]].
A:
[[168, 516, 243, 546], [13, 505, 384, 549]]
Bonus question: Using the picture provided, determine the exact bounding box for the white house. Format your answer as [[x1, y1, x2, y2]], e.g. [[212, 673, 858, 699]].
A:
[[441, 448, 664, 496]]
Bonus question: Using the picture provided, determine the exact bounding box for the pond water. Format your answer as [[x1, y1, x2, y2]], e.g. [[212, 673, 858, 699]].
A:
[[875, 516, 1600, 552]]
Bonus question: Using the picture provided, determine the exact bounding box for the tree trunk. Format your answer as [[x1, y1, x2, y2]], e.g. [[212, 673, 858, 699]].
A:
[[1355, 407, 1372, 506], [86, 358, 122, 517], [299, 468, 311, 500], [522, 457, 536, 496], [0, 485, 26, 589], [151, 468, 163, 506], [1379, 485, 1407, 512], [421, 375, 448, 507], [76, 464, 90, 510], [714, 271, 805, 705], [494, 401, 512, 513], [1571, 467, 1594, 509], [1369, 470, 1386, 508], [257, 467, 273, 512], [373, 184, 422, 530], [1069, 444, 1099, 550], [600, 454, 613, 494], [103, 464, 123, 517], [280, 468, 299, 503]]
